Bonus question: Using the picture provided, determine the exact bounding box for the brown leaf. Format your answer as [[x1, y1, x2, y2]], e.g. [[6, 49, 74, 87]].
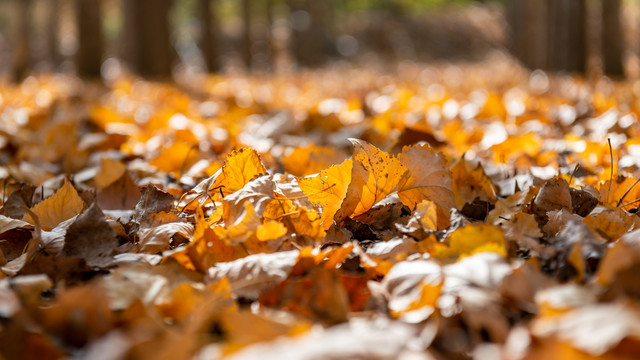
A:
[[62, 202, 118, 267], [22, 179, 84, 231], [135, 184, 174, 221], [97, 171, 140, 210]]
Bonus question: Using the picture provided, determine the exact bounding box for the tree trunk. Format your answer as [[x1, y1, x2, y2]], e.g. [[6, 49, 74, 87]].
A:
[[602, 0, 624, 76], [287, 0, 333, 68], [200, 0, 221, 72], [265, 0, 275, 68], [507, 0, 548, 70], [12, 0, 32, 82], [547, 0, 587, 73], [122, 0, 174, 78], [75, 0, 103, 78], [241, 0, 252, 70], [46, 0, 61, 69]]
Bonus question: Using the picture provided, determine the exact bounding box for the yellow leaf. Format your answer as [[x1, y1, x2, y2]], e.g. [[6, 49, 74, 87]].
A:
[[415, 200, 438, 231], [451, 157, 497, 208], [298, 158, 352, 230], [217, 148, 267, 196], [257, 220, 287, 241], [431, 223, 506, 259], [337, 139, 407, 219], [23, 179, 84, 230], [283, 144, 346, 177], [94, 158, 126, 190], [149, 141, 197, 175]]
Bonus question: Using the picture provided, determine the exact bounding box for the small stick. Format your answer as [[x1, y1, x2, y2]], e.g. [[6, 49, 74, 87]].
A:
[[617, 178, 640, 208]]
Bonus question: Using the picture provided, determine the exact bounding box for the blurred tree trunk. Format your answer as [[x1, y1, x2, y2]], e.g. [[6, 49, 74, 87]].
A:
[[75, 0, 103, 78], [122, 0, 174, 78], [265, 0, 275, 68], [506, 0, 547, 69], [602, 0, 624, 76], [46, 0, 61, 68], [241, 0, 252, 70], [12, 0, 32, 82], [200, 0, 221, 72], [546, 0, 587, 73], [287, 0, 333, 68]]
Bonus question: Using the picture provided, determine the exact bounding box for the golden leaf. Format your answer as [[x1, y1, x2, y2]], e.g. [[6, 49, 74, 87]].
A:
[[336, 139, 407, 219], [257, 220, 288, 241], [298, 158, 353, 230], [431, 223, 506, 260], [451, 157, 497, 208], [94, 158, 126, 190], [283, 144, 346, 177], [217, 148, 267, 196], [23, 179, 84, 231]]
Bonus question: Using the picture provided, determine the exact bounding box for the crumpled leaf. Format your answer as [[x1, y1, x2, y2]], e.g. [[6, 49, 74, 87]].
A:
[[0, 215, 33, 235], [206, 250, 299, 298], [138, 222, 194, 253], [22, 179, 84, 231], [381, 259, 443, 323]]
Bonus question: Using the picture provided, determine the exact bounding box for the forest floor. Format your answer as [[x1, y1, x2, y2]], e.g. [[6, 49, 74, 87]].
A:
[[2, 59, 640, 359]]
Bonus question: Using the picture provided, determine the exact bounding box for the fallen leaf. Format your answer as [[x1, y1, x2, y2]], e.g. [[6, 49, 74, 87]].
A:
[[135, 185, 174, 221], [298, 158, 353, 230], [62, 202, 118, 267], [397, 144, 455, 228], [337, 139, 407, 219], [257, 221, 288, 241], [22, 179, 84, 231], [432, 223, 507, 259], [95, 157, 126, 190]]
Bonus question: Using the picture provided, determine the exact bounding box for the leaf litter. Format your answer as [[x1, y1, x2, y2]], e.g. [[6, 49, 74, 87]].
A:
[[2, 66, 640, 358]]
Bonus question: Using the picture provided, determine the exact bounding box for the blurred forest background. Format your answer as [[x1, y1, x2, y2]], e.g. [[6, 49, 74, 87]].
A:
[[0, 0, 635, 81]]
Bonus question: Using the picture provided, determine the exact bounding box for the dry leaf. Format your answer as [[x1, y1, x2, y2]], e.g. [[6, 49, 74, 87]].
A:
[[22, 179, 84, 231], [337, 139, 407, 219], [298, 158, 353, 230], [397, 144, 455, 227]]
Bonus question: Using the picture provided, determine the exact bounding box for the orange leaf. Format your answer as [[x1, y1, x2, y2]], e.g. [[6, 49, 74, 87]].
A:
[[257, 220, 287, 241], [397, 144, 454, 229], [298, 158, 353, 230], [23, 179, 84, 231], [216, 148, 267, 196], [336, 139, 407, 219], [94, 158, 126, 190], [283, 144, 346, 177]]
